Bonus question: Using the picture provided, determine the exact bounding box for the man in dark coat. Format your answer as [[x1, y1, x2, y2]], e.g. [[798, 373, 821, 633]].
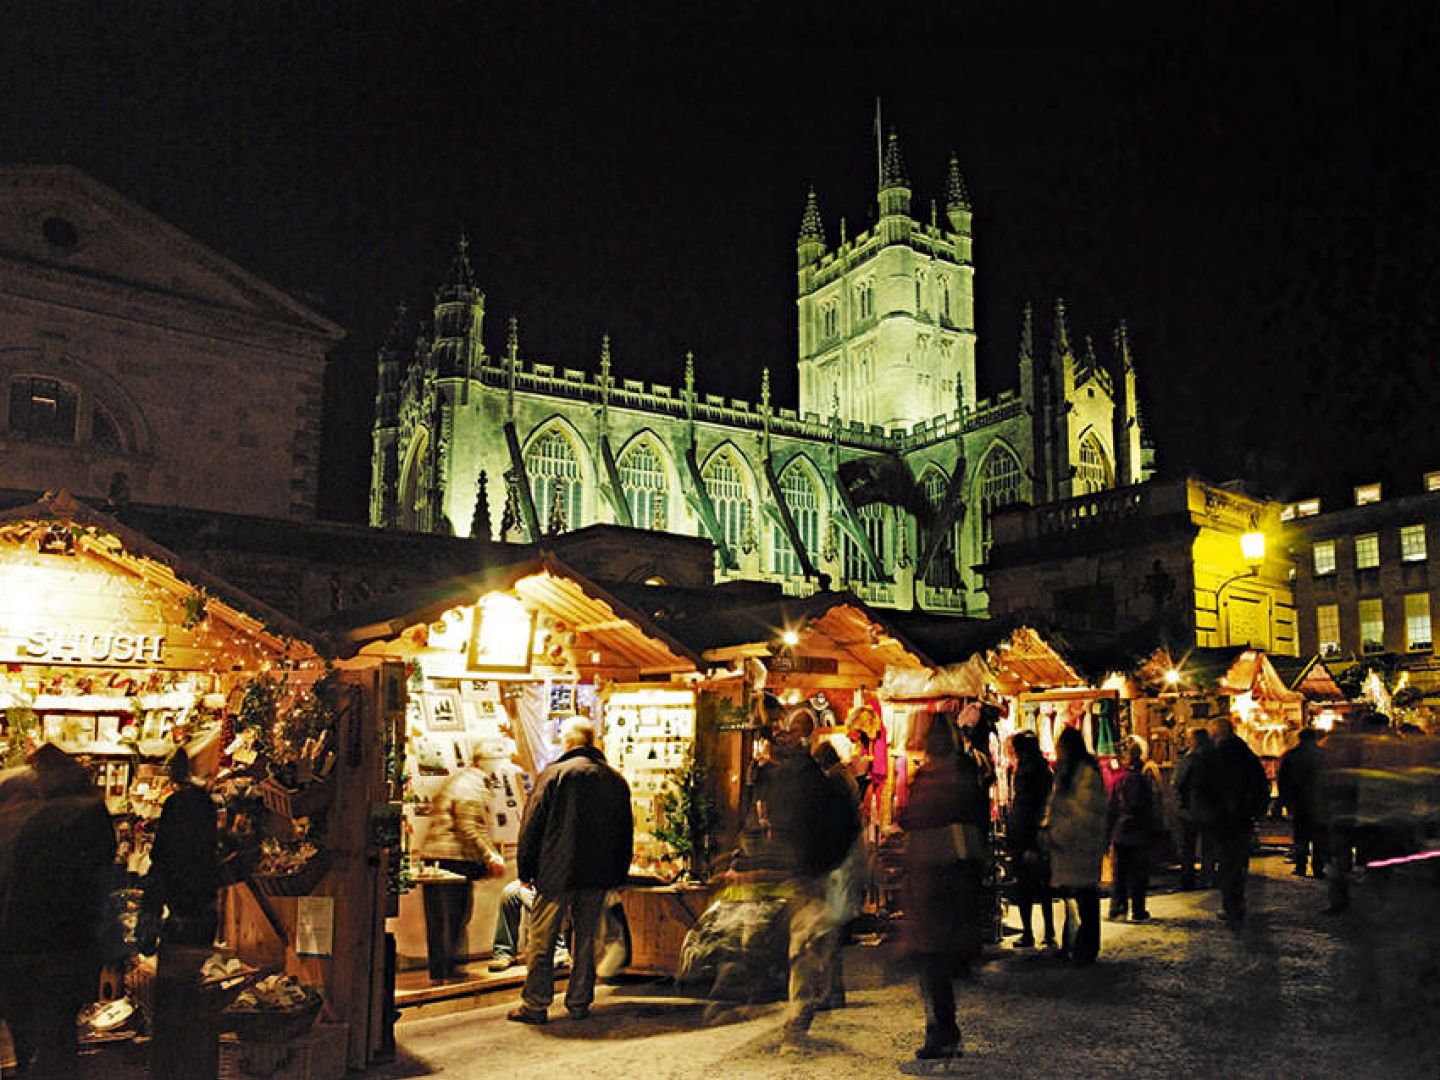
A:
[[509, 719, 632, 1024], [1173, 727, 1218, 889], [1203, 716, 1272, 930], [764, 706, 860, 1051], [1278, 728, 1326, 879], [3, 744, 116, 1077], [141, 747, 220, 1080]]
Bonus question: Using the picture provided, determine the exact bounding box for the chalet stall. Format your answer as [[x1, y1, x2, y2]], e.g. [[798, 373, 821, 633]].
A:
[[0, 493, 395, 1076]]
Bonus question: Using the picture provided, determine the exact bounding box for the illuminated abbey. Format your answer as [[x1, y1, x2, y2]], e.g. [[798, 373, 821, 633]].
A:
[[369, 131, 1153, 614]]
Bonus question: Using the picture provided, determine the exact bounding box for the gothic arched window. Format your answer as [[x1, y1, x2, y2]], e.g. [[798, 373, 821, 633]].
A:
[[772, 462, 822, 577], [915, 271, 925, 312], [921, 467, 961, 589], [940, 278, 951, 321], [1076, 434, 1113, 494], [702, 449, 751, 554], [822, 300, 838, 340], [844, 503, 890, 584], [978, 445, 1024, 563], [857, 280, 875, 321], [526, 427, 583, 533], [618, 440, 668, 530]]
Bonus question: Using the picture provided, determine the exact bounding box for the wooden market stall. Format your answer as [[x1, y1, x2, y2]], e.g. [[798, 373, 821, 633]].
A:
[[327, 552, 707, 988], [0, 493, 396, 1074]]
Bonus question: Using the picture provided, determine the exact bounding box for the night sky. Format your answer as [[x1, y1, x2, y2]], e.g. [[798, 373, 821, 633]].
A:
[[6, 3, 1439, 522]]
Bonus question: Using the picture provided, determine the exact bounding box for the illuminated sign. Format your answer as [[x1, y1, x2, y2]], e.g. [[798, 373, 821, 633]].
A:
[[467, 593, 535, 673], [21, 628, 166, 665]]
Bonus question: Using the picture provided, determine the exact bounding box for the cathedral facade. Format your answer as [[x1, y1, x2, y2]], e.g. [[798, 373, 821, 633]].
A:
[[369, 132, 1152, 615]]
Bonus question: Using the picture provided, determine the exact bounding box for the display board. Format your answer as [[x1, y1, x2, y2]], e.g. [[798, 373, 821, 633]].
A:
[[603, 687, 696, 879]]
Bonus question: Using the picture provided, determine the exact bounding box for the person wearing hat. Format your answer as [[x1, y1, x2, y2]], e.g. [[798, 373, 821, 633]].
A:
[[140, 747, 221, 1079]]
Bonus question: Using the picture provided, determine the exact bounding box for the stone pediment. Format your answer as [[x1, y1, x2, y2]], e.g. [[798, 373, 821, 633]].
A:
[[0, 165, 342, 340]]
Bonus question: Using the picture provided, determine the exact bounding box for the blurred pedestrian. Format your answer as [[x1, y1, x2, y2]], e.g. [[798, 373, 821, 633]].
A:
[[1204, 716, 1271, 930], [3, 744, 116, 1078], [898, 716, 982, 1061], [1040, 726, 1107, 966], [1006, 731, 1055, 949], [1173, 727, 1218, 890], [1278, 728, 1325, 879], [508, 719, 632, 1025], [0, 766, 41, 1070], [1107, 736, 1162, 922], [765, 707, 860, 1052], [416, 746, 506, 980], [140, 747, 220, 1080]]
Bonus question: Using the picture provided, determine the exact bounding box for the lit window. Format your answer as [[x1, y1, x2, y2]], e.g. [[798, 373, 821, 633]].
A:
[[8, 376, 77, 443], [1312, 541, 1336, 577], [1401, 524, 1427, 562], [1355, 533, 1380, 570], [702, 450, 750, 555], [1075, 435, 1112, 494], [1354, 483, 1382, 506], [1426, 470, 1440, 492], [1359, 598, 1385, 654], [772, 464, 821, 577], [526, 428, 583, 534], [1281, 498, 1321, 521], [1405, 593, 1432, 652], [1317, 604, 1340, 658], [618, 440, 667, 530]]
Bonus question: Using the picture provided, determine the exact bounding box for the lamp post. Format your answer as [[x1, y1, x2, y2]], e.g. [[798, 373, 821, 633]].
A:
[[1215, 529, 1267, 647]]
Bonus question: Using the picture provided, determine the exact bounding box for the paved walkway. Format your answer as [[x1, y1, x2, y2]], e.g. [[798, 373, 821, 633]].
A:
[[375, 856, 1440, 1078]]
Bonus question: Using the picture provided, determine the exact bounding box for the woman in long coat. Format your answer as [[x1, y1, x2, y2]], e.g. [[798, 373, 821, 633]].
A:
[[1041, 725, 1108, 966], [897, 715, 985, 1060]]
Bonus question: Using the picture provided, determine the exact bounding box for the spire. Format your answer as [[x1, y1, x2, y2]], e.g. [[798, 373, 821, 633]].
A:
[[798, 187, 824, 244], [945, 153, 972, 234], [444, 231, 476, 292], [1052, 298, 1071, 362], [797, 186, 826, 268], [878, 127, 912, 218], [599, 333, 612, 378], [1019, 303, 1035, 363], [881, 127, 908, 190], [945, 153, 971, 211]]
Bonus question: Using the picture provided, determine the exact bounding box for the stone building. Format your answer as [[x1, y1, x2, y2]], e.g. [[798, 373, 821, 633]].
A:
[[1285, 472, 1440, 689], [0, 166, 342, 520], [984, 477, 1297, 655], [370, 131, 1154, 614]]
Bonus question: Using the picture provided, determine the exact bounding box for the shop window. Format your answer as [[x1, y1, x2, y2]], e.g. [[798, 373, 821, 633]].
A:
[[772, 463, 821, 577], [1359, 598, 1385, 654], [1354, 533, 1380, 570], [1316, 604, 1340, 658], [1405, 593, 1432, 652], [8, 375, 77, 443], [1312, 540, 1337, 577], [618, 440, 667, 530], [1401, 524, 1427, 563]]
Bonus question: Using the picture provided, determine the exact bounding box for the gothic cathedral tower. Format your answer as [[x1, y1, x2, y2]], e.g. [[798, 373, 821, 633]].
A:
[[796, 132, 977, 431]]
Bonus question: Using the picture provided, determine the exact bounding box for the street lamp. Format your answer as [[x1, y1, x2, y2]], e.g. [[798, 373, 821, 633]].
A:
[[1215, 529, 1267, 646]]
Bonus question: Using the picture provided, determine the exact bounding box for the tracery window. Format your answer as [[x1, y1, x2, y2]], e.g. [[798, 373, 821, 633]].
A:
[[844, 503, 890, 584], [618, 440, 668, 530], [772, 463, 821, 577], [978, 446, 1024, 564], [526, 427, 583, 534], [921, 468, 961, 589], [857, 280, 874, 320], [702, 450, 750, 554], [1076, 434, 1112, 494]]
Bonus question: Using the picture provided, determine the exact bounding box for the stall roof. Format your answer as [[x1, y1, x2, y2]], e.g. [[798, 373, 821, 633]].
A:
[[1160, 646, 1304, 702], [882, 612, 1089, 693], [598, 580, 933, 677], [0, 491, 318, 655], [321, 553, 701, 677], [1269, 655, 1347, 701]]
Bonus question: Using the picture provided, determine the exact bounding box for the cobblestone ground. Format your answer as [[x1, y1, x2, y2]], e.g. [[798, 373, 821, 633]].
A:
[[379, 855, 1439, 1079]]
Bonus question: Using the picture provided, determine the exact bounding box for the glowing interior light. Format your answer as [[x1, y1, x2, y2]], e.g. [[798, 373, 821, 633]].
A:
[[781, 629, 800, 647], [1164, 668, 1181, 686]]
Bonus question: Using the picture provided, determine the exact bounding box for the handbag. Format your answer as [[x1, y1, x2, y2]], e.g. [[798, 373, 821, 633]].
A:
[[908, 822, 985, 865]]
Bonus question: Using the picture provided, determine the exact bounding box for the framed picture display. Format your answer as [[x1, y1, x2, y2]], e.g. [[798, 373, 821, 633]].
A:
[[423, 690, 464, 733], [467, 594, 535, 673]]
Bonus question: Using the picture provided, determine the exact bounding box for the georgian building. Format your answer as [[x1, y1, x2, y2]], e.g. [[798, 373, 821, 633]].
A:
[[0, 166, 342, 520], [369, 131, 1154, 614]]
